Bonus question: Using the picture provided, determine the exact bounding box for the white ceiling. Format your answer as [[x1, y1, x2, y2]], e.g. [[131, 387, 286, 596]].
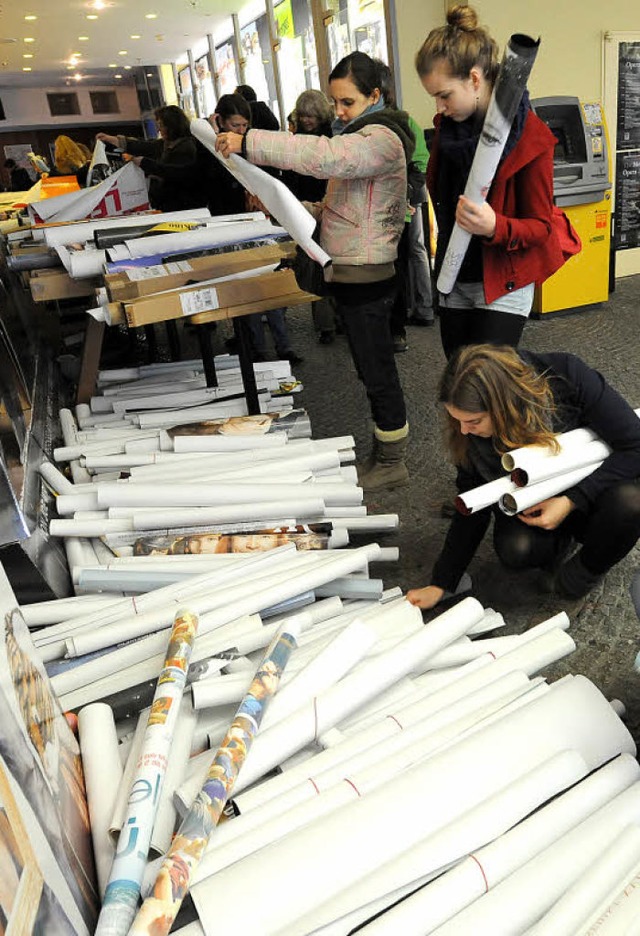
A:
[[0, 0, 261, 88]]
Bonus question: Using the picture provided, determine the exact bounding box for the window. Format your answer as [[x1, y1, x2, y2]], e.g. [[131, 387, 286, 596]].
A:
[[89, 91, 120, 114], [46, 93, 80, 117]]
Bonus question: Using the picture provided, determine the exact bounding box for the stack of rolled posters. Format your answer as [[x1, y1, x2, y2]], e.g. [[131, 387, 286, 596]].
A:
[[20, 546, 638, 933], [437, 33, 540, 295], [95, 608, 198, 935], [453, 406, 640, 517]]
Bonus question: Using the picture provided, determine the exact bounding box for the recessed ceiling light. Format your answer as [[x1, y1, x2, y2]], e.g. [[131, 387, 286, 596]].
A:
[[130, 34, 141, 39], [108, 63, 117, 68], [23, 37, 35, 43], [24, 14, 37, 21], [124, 65, 131, 69], [118, 50, 128, 55], [92, 0, 106, 9], [145, 13, 157, 19], [66, 64, 74, 69], [78, 36, 89, 41], [74, 73, 83, 81], [22, 66, 32, 71], [86, 13, 98, 19], [115, 73, 122, 78], [146, 72, 153, 77], [23, 53, 33, 58]]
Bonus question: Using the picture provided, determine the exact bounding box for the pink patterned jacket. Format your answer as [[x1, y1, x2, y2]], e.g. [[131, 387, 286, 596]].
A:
[[245, 125, 407, 270]]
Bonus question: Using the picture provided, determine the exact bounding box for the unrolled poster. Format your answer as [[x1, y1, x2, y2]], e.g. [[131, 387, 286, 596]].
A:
[[0, 563, 98, 933], [614, 152, 640, 250], [167, 408, 311, 439], [132, 524, 332, 556]]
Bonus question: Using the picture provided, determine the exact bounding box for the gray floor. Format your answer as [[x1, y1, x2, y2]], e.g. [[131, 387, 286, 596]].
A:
[[260, 276, 640, 741]]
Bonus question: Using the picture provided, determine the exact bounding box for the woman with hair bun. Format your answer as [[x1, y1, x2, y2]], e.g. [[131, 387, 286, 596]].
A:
[[407, 344, 640, 609], [416, 5, 561, 359]]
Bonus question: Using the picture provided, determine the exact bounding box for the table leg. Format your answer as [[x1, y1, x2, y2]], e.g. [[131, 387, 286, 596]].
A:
[[233, 316, 260, 415], [77, 317, 105, 405], [197, 324, 218, 388]]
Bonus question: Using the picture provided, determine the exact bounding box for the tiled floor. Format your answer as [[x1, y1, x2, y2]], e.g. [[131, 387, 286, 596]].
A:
[[263, 275, 640, 742]]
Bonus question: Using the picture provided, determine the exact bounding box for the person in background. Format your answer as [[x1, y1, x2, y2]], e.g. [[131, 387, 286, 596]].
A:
[[235, 84, 281, 131], [216, 52, 413, 491], [415, 4, 562, 359], [96, 105, 204, 211], [4, 159, 32, 192], [285, 89, 337, 345], [211, 94, 302, 365], [407, 344, 640, 610], [376, 62, 434, 355], [53, 135, 91, 184]]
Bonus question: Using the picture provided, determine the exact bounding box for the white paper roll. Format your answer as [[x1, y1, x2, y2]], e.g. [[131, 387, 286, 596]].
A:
[[78, 703, 123, 897], [455, 475, 518, 515], [499, 463, 601, 515], [95, 481, 362, 509]]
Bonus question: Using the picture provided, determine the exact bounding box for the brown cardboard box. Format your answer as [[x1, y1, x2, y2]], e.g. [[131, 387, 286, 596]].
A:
[[29, 269, 101, 302], [122, 267, 312, 327], [105, 242, 296, 302]]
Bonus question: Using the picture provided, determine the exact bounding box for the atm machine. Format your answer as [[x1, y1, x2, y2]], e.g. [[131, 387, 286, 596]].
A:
[[530, 96, 612, 315]]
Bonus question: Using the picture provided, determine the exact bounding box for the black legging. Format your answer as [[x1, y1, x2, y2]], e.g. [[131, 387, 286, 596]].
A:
[[440, 307, 527, 360], [493, 482, 640, 576]]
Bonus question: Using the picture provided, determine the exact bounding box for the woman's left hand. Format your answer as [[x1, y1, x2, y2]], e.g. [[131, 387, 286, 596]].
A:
[[456, 195, 496, 238], [518, 496, 575, 530], [216, 132, 244, 158]]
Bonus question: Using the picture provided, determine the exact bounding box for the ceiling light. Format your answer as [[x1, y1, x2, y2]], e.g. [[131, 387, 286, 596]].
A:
[[92, 0, 106, 9], [74, 73, 83, 81], [130, 34, 141, 39], [66, 65, 74, 69], [22, 66, 32, 71], [24, 14, 37, 21], [23, 37, 35, 43], [146, 72, 153, 77], [145, 13, 157, 19], [23, 53, 33, 58], [115, 73, 122, 78], [86, 14, 98, 19], [118, 50, 127, 55], [124, 65, 131, 69], [78, 36, 89, 41], [108, 63, 117, 68]]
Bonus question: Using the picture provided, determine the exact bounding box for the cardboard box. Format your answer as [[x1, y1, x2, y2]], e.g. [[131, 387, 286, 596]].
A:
[[105, 241, 296, 302], [122, 268, 313, 327], [29, 269, 101, 302]]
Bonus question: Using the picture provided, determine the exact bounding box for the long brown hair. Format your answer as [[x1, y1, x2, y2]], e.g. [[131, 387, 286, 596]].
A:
[[439, 345, 560, 465], [415, 4, 500, 84]]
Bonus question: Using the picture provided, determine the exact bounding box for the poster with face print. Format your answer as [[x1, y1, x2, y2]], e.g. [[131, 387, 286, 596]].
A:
[[0, 563, 98, 934]]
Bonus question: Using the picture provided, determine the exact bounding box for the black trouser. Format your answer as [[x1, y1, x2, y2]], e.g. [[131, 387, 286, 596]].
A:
[[336, 290, 407, 432], [390, 222, 410, 337], [493, 482, 640, 576], [440, 307, 526, 360]]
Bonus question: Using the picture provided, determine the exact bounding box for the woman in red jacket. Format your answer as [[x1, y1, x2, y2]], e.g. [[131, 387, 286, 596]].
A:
[[416, 5, 562, 359]]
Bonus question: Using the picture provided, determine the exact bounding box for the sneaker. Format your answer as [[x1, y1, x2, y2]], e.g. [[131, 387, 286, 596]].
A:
[[318, 330, 335, 345], [392, 333, 408, 353]]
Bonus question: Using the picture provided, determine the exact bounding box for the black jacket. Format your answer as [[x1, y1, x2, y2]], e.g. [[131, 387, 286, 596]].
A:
[[123, 136, 205, 211], [431, 351, 640, 591]]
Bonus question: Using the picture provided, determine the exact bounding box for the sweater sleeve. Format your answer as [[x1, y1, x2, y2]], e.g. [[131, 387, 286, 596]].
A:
[[408, 115, 429, 174], [121, 138, 164, 160], [430, 464, 492, 592], [544, 353, 640, 511], [245, 126, 404, 181]]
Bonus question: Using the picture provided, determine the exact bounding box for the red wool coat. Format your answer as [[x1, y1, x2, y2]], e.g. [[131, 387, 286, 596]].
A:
[[427, 110, 566, 304]]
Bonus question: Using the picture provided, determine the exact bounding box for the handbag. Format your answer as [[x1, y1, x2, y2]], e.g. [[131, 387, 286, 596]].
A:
[[280, 222, 330, 297], [552, 205, 581, 262]]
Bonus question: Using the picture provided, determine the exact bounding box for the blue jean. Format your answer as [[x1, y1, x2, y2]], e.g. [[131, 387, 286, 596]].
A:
[[245, 308, 291, 356], [336, 290, 407, 432]]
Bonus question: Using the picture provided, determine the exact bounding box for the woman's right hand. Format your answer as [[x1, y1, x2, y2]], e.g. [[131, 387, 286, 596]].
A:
[[95, 132, 119, 147], [406, 585, 445, 609]]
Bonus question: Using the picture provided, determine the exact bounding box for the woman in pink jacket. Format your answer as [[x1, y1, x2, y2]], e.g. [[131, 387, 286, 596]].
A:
[[216, 52, 415, 492]]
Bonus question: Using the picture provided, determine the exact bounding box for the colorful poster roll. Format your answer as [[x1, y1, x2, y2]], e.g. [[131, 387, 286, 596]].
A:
[[95, 609, 199, 936], [129, 625, 299, 936], [437, 34, 540, 294]]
